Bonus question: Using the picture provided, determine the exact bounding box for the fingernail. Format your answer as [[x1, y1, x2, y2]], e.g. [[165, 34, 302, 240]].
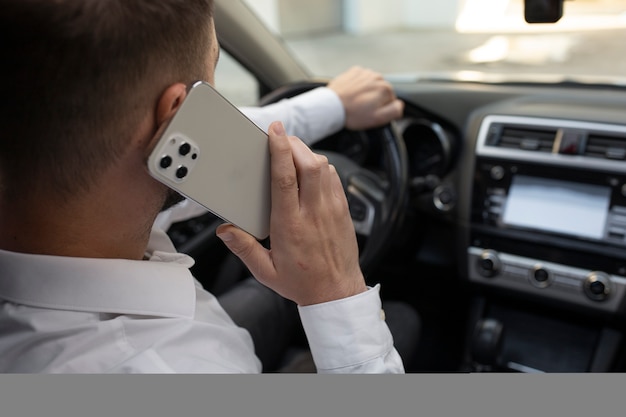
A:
[[216, 231, 233, 242], [272, 121, 286, 136], [216, 226, 234, 242]]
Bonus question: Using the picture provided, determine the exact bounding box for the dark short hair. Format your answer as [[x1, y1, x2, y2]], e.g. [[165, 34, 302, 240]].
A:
[[0, 0, 214, 198]]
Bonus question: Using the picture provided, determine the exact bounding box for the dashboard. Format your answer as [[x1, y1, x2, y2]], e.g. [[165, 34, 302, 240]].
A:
[[385, 81, 626, 372]]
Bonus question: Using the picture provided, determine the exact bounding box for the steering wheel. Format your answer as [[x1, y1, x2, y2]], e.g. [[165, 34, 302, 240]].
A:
[[259, 81, 410, 274]]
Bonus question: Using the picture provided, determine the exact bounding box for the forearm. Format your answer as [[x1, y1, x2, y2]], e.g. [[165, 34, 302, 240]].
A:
[[241, 87, 345, 145]]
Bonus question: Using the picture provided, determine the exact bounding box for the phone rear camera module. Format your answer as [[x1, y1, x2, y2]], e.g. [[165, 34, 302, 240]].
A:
[[179, 142, 191, 156], [175, 166, 189, 180], [160, 155, 173, 169]]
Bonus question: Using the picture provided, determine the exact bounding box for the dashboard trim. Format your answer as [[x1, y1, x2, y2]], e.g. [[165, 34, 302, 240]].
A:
[[476, 115, 626, 173]]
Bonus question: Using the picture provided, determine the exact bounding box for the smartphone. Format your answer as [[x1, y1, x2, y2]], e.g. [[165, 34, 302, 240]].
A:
[[147, 80, 271, 240]]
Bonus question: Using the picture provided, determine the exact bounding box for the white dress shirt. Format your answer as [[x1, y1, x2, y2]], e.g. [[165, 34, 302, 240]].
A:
[[0, 229, 404, 373]]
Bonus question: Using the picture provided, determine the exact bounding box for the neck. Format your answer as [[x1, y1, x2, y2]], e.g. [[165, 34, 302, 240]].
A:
[[0, 195, 155, 261], [0, 161, 163, 261]]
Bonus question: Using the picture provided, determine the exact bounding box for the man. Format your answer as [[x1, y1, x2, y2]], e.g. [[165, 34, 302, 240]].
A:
[[0, 0, 407, 373]]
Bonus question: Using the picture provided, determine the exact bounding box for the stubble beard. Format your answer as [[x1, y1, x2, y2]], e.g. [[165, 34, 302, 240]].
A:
[[160, 188, 186, 212]]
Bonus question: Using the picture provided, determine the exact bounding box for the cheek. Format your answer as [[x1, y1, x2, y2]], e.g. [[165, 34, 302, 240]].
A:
[[204, 57, 215, 86]]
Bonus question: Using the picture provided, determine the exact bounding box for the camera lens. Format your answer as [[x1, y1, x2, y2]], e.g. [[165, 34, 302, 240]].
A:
[[179, 143, 191, 156], [160, 155, 173, 169], [175, 166, 188, 179]]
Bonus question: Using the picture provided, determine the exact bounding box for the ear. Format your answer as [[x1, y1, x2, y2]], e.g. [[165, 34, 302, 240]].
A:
[[144, 83, 188, 155], [156, 83, 188, 126]]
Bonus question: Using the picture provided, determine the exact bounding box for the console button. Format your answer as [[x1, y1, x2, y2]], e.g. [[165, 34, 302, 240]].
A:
[[583, 272, 612, 302], [530, 266, 552, 288], [433, 185, 456, 212], [559, 131, 583, 155], [477, 250, 501, 278], [589, 281, 606, 295], [534, 268, 549, 282], [490, 166, 505, 181]]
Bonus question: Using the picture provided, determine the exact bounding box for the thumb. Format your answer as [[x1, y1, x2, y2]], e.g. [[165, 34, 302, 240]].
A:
[[215, 223, 275, 281]]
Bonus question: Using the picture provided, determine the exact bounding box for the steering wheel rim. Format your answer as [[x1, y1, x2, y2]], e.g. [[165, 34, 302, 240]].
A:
[[259, 81, 410, 274]]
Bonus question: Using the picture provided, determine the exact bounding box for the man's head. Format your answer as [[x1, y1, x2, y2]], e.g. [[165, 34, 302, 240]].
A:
[[0, 0, 216, 203]]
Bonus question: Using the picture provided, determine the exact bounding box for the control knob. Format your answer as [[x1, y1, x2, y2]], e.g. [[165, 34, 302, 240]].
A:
[[477, 250, 501, 278], [530, 265, 552, 288], [583, 272, 612, 302]]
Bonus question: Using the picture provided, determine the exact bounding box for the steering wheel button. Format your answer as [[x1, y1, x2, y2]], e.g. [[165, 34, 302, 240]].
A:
[[348, 200, 367, 221]]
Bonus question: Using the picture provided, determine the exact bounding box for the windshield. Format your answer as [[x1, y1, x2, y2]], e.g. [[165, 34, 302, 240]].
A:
[[240, 0, 626, 84]]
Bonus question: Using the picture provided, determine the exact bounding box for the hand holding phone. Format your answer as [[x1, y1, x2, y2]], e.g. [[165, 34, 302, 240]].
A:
[[216, 122, 367, 307], [147, 81, 271, 240]]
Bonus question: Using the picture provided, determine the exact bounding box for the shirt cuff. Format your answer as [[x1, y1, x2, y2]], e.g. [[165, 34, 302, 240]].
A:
[[297, 284, 395, 371]]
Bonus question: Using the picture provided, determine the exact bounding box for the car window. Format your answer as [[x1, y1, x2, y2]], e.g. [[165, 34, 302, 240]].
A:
[[214, 48, 260, 107], [243, 0, 626, 82], [219, 0, 626, 109]]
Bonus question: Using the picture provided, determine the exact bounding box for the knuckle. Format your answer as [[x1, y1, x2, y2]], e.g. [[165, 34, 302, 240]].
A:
[[316, 154, 329, 167], [274, 144, 292, 159], [229, 239, 254, 259], [270, 136, 292, 155], [276, 173, 298, 192], [305, 156, 326, 177], [309, 164, 323, 179]]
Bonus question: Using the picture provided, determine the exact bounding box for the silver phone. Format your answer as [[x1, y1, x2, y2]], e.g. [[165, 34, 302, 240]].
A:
[[147, 81, 271, 240]]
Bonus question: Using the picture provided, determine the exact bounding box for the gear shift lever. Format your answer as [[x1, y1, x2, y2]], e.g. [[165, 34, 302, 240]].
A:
[[470, 318, 504, 372]]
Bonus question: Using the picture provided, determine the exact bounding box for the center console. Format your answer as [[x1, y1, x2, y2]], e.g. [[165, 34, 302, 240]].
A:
[[467, 114, 626, 313], [462, 113, 626, 371]]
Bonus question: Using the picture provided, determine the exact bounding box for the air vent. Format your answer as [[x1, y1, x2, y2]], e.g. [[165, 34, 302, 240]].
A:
[[584, 133, 626, 160], [494, 126, 557, 153]]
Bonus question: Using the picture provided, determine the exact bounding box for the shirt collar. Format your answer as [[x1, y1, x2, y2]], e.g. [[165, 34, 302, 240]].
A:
[[0, 228, 197, 318]]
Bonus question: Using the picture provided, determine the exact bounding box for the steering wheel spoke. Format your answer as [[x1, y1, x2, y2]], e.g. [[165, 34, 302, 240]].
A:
[[347, 184, 376, 237], [347, 173, 386, 237]]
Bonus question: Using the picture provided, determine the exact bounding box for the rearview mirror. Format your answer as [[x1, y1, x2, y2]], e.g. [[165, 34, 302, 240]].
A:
[[524, 0, 563, 23]]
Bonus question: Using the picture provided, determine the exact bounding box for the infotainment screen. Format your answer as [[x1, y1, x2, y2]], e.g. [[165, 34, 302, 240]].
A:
[[502, 175, 611, 240]]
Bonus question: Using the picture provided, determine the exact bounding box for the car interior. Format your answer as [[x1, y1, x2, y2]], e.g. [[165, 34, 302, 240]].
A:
[[166, 0, 626, 372]]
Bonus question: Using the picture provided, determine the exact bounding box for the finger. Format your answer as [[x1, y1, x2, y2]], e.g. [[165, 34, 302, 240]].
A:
[[216, 223, 276, 283], [328, 165, 358, 240], [372, 99, 405, 125], [268, 121, 300, 216], [371, 79, 397, 103], [288, 137, 329, 208], [315, 154, 333, 209], [329, 164, 349, 206]]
